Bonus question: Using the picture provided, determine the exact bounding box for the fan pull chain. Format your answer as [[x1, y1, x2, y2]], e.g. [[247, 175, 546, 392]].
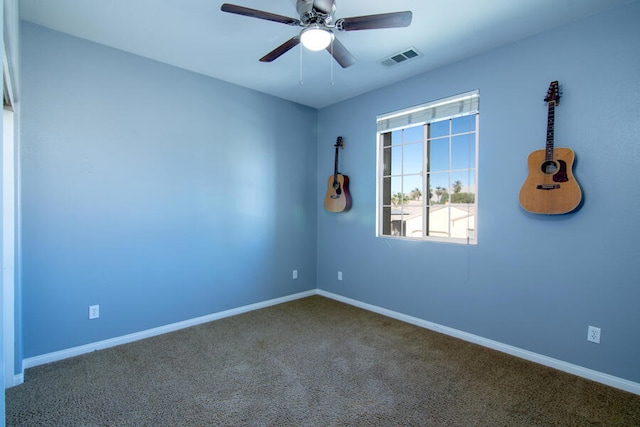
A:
[[329, 39, 334, 85], [299, 43, 304, 85]]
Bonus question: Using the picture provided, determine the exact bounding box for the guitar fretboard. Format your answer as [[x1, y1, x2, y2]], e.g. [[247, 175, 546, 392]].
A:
[[545, 101, 555, 161], [333, 137, 343, 186]]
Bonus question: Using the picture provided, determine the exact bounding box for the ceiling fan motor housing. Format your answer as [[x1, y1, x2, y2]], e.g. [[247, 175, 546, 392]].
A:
[[297, 0, 336, 25]]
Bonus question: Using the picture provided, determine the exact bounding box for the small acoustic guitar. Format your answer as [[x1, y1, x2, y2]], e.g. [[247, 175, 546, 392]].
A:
[[324, 136, 352, 212], [519, 81, 582, 214]]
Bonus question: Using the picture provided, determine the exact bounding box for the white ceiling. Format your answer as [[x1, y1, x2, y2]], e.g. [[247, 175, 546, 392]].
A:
[[19, 0, 634, 108]]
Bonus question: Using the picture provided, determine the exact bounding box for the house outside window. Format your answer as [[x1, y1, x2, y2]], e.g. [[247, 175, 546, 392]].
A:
[[377, 90, 479, 245]]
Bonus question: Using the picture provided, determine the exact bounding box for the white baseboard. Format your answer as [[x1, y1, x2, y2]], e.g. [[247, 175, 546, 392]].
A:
[[4, 372, 24, 388], [317, 290, 640, 396], [22, 290, 316, 370], [13, 372, 24, 386], [21, 288, 640, 396]]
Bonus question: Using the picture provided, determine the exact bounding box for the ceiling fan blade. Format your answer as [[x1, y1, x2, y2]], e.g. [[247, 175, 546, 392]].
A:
[[221, 3, 300, 26], [326, 37, 356, 68], [259, 36, 301, 62], [338, 11, 412, 31]]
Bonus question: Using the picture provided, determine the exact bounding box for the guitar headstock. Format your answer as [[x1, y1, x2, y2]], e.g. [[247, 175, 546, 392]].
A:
[[335, 136, 344, 149], [544, 81, 561, 105]]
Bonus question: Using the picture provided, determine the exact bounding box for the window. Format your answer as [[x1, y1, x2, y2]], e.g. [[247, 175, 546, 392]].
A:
[[377, 91, 479, 244]]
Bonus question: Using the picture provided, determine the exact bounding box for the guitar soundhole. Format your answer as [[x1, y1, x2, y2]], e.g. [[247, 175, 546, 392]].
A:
[[333, 180, 342, 195], [541, 160, 557, 175]]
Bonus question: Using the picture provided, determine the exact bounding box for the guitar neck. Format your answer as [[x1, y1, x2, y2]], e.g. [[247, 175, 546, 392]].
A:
[[545, 101, 555, 161], [333, 137, 343, 181]]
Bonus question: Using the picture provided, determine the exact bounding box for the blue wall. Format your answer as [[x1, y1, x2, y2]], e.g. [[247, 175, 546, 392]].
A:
[[20, 23, 318, 358], [17, 1, 640, 390], [316, 3, 640, 383]]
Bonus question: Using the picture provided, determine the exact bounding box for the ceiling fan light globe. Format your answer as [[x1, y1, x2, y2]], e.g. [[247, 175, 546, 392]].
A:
[[300, 26, 334, 51]]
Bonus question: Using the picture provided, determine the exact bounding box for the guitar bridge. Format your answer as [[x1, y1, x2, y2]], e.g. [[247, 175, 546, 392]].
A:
[[536, 184, 560, 190]]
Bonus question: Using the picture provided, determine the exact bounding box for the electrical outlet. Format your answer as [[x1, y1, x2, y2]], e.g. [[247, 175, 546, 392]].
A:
[[587, 325, 601, 344], [292, 269, 298, 279], [89, 305, 99, 320], [338, 271, 343, 281]]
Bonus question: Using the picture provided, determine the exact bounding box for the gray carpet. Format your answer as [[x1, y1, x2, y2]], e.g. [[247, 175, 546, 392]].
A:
[[6, 296, 640, 426]]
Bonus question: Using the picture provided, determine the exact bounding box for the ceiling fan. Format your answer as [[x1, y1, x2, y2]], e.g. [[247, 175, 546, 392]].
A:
[[220, 0, 412, 68]]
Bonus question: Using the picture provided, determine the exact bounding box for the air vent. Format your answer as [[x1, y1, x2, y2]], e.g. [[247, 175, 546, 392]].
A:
[[381, 47, 422, 67]]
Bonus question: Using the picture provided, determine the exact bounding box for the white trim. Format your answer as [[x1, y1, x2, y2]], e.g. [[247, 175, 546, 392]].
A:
[[317, 290, 640, 396], [21, 288, 640, 396], [3, 106, 16, 389], [23, 290, 316, 370], [3, 50, 15, 109]]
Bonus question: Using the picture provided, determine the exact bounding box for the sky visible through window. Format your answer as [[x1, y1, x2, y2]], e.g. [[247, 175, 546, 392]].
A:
[[388, 115, 476, 200]]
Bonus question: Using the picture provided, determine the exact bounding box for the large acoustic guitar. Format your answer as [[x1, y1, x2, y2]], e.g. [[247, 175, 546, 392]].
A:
[[324, 136, 352, 212], [519, 81, 582, 214]]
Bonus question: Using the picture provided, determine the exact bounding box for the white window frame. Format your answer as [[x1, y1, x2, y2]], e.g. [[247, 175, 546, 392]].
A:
[[376, 90, 479, 245]]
